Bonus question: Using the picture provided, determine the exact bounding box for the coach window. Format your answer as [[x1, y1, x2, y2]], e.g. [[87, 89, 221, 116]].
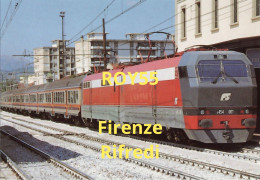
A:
[[61, 92, 65, 103], [45, 93, 52, 103], [54, 91, 65, 104], [54, 92, 57, 103], [68, 90, 79, 104], [20, 95, 24, 103], [25, 95, 29, 103], [29, 94, 37, 103], [38, 94, 44, 103], [54, 92, 56, 103], [16, 96, 20, 102], [68, 91, 72, 104]]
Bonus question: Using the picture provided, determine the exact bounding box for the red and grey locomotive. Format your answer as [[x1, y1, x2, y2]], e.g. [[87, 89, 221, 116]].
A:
[[0, 50, 257, 143]]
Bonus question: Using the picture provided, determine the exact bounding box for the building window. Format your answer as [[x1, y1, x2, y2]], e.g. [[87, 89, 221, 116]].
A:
[[114, 41, 118, 55], [196, 1, 201, 34], [231, 0, 238, 24], [160, 42, 164, 57], [257, 0, 260, 16], [212, 0, 218, 29], [130, 42, 134, 57], [181, 7, 186, 38]]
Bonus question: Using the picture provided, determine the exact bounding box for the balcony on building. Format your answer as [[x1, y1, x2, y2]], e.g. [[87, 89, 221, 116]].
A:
[[136, 55, 157, 58], [137, 46, 157, 50], [87, 32, 109, 40], [90, 45, 112, 50]]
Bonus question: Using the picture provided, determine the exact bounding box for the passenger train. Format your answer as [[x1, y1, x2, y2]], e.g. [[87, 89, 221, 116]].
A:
[[0, 51, 257, 143]]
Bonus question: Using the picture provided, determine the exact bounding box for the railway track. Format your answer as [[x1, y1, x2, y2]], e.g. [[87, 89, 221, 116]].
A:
[[2, 115, 260, 179], [1, 116, 203, 180], [0, 150, 31, 180], [0, 129, 94, 180], [6, 115, 260, 163], [123, 133, 260, 161], [241, 147, 260, 155]]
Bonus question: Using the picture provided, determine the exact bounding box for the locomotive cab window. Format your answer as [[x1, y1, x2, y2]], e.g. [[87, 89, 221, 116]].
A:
[[197, 60, 248, 82]]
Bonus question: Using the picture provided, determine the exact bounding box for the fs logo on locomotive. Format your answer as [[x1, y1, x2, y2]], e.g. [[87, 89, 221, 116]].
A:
[[220, 93, 232, 101]]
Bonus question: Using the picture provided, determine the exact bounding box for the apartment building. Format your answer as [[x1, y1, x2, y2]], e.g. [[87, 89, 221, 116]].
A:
[[34, 40, 75, 85], [175, 0, 260, 60], [19, 74, 36, 85], [75, 32, 175, 74]]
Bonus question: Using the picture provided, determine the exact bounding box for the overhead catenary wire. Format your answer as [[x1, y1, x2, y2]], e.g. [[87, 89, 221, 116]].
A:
[[0, 0, 23, 38], [0, 0, 13, 32], [115, 0, 250, 52], [69, 0, 116, 43], [150, 0, 251, 36], [142, 14, 177, 33], [67, 0, 148, 46]]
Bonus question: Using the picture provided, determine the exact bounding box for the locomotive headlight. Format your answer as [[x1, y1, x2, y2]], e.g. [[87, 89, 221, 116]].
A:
[[245, 109, 249, 114], [200, 110, 205, 115], [242, 118, 256, 127]]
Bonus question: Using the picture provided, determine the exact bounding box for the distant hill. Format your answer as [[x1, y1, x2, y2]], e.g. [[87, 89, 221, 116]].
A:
[[1, 55, 34, 72]]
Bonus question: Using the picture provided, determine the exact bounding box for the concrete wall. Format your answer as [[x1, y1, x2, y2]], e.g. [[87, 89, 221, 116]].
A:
[[175, 0, 260, 51]]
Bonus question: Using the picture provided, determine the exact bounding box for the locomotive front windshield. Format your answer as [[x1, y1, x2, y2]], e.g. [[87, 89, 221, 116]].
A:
[[197, 60, 248, 82]]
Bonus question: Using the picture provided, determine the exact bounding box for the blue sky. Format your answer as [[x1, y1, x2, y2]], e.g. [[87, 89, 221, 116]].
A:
[[0, 0, 175, 71]]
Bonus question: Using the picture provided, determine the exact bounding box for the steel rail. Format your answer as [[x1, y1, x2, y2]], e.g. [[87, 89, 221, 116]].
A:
[[0, 150, 31, 180], [1, 116, 203, 180], [8, 115, 260, 163], [2, 116, 260, 179], [0, 129, 94, 180]]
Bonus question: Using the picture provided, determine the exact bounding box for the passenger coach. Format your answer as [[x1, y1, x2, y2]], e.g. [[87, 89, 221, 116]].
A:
[[0, 51, 257, 144], [0, 75, 85, 125]]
